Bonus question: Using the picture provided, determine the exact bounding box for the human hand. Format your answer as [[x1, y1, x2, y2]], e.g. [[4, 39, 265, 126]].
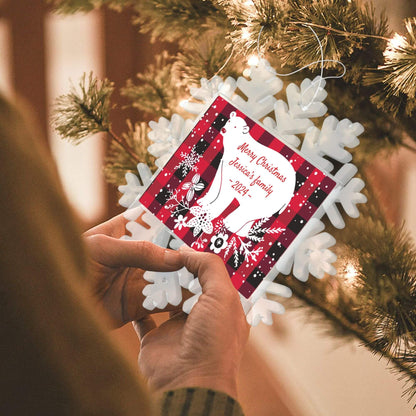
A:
[[134, 247, 250, 399], [84, 214, 183, 327]]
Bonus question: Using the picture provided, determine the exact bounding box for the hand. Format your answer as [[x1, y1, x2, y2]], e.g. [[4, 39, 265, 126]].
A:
[[134, 247, 250, 399], [84, 214, 183, 327]]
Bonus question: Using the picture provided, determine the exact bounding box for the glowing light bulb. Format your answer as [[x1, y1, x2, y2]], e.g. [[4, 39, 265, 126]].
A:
[[179, 99, 188, 109], [390, 33, 406, 50], [247, 55, 259, 67], [343, 263, 358, 286]]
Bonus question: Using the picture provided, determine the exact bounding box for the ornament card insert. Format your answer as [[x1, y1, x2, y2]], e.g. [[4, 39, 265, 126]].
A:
[[140, 96, 337, 298]]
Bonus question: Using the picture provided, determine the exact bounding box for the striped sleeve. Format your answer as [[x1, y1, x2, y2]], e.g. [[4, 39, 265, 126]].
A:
[[158, 388, 245, 416]]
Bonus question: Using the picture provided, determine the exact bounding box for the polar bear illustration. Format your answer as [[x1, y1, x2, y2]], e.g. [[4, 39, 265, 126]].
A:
[[198, 111, 296, 237]]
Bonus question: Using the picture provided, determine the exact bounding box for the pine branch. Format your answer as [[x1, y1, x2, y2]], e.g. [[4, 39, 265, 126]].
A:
[[47, 0, 96, 13], [104, 121, 156, 185], [288, 21, 390, 42], [364, 18, 416, 117], [52, 72, 141, 163], [277, 274, 416, 403], [173, 30, 240, 85], [132, 0, 228, 43], [121, 52, 186, 118], [52, 72, 114, 142], [381, 18, 416, 99], [47, 0, 135, 13]]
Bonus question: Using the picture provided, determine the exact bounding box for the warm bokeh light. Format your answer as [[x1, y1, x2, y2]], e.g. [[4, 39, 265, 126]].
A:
[[343, 262, 358, 286], [247, 54, 259, 66], [386, 33, 407, 55], [241, 27, 251, 40]]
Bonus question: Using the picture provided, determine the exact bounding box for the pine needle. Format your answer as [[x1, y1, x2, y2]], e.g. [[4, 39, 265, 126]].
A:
[[52, 72, 114, 144]]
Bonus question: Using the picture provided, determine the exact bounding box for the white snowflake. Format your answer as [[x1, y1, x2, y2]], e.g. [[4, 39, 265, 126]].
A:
[[148, 114, 195, 168], [120, 57, 367, 327], [181, 75, 237, 114], [118, 163, 153, 211], [233, 58, 283, 120], [175, 145, 203, 176]]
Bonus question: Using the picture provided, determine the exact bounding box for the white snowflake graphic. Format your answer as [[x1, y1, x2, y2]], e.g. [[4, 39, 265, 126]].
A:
[[174, 145, 202, 176]]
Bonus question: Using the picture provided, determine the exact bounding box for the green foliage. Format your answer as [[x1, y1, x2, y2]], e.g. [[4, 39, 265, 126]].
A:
[[132, 0, 227, 43], [381, 18, 416, 99], [47, 0, 135, 13], [47, 0, 96, 13], [52, 72, 114, 143], [346, 217, 416, 350], [276, 203, 416, 403], [221, 0, 289, 56], [121, 52, 185, 119], [174, 30, 241, 85], [365, 18, 416, 116], [104, 121, 156, 185]]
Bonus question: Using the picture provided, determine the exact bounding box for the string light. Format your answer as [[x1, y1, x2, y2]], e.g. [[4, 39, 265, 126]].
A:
[[343, 262, 358, 286], [384, 33, 407, 58]]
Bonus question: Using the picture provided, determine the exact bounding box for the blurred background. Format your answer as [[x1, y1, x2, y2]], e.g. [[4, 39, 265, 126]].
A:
[[1, 0, 415, 415]]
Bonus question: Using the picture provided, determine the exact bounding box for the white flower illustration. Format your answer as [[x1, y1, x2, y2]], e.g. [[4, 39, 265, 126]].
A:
[[209, 233, 229, 254], [182, 173, 205, 201], [173, 214, 187, 230], [186, 205, 213, 236]]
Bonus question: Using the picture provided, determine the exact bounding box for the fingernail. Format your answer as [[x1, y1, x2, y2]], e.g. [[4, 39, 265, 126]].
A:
[[164, 249, 182, 267]]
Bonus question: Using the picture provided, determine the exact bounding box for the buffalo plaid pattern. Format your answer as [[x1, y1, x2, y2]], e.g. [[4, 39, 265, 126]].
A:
[[140, 96, 337, 298]]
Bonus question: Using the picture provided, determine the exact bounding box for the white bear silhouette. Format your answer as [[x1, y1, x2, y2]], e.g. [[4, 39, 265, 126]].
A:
[[198, 111, 296, 237]]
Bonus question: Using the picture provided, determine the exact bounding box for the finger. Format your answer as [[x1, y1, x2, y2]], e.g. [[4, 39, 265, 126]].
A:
[[178, 246, 235, 294], [169, 310, 187, 320], [85, 234, 184, 271], [84, 213, 128, 238], [132, 316, 157, 341]]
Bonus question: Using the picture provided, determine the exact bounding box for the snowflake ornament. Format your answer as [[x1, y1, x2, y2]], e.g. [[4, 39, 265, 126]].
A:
[[180, 76, 237, 115], [148, 114, 194, 168], [119, 57, 367, 327]]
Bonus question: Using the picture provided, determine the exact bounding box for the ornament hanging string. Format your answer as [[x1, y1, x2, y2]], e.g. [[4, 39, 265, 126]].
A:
[[211, 47, 234, 80], [256, 24, 346, 110]]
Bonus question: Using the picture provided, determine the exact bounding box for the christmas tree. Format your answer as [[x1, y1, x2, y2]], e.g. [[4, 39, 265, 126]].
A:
[[50, 0, 416, 405]]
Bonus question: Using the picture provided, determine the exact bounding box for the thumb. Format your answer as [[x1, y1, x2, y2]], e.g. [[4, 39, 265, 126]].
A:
[[84, 234, 183, 271], [178, 246, 236, 295]]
